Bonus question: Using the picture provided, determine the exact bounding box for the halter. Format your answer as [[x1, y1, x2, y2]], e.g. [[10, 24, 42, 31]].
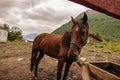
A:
[[70, 39, 87, 52], [71, 41, 81, 52]]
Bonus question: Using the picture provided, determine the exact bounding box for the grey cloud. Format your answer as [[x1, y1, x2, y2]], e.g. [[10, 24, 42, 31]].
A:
[[22, 7, 55, 21], [22, 24, 52, 35], [0, 0, 31, 10], [0, 0, 88, 35], [0, 11, 9, 18], [22, 6, 69, 27]]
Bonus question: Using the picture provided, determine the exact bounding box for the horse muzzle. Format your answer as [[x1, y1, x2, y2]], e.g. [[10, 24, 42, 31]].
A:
[[69, 54, 77, 61], [68, 51, 79, 61]]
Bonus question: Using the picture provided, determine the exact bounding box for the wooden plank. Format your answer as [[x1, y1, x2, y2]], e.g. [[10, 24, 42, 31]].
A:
[[111, 62, 120, 74], [77, 61, 82, 67], [108, 62, 120, 78], [81, 63, 91, 80], [90, 61, 120, 78], [90, 61, 111, 69], [88, 63, 120, 80]]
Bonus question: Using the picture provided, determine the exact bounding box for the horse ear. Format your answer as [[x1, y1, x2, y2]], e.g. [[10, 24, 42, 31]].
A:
[[71, 16, 76, 24], [82, 13, 88, 24]]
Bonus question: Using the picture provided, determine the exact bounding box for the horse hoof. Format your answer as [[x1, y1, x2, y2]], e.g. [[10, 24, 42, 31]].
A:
[[29, 76, 37, 80], [29, 71, 35, 79], [33, 76, 38, 80], [29, 77, 32, 80]]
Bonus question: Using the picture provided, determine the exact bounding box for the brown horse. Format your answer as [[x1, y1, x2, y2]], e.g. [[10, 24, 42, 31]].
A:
[[30, 13, 89, 80]]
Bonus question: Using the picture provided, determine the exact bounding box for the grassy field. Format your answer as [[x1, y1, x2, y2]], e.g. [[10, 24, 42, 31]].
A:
[[78, 40, 120, 63], [0, 41, 81, 79], [0, 40, 120, 79], [0, 40, 120, 64]]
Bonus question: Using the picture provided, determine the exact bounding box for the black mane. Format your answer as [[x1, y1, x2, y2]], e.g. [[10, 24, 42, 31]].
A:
[[62, 32, 71, 47]]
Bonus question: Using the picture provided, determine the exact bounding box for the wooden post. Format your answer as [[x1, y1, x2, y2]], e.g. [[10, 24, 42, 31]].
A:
[[81, 63, 91, 80]]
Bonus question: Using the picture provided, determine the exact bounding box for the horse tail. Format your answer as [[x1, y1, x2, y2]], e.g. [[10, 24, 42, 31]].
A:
[[30, 39, 39, 72]]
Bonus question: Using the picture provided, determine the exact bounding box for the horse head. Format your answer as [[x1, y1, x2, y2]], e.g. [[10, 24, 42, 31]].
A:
[[68, 13, 89, 61]]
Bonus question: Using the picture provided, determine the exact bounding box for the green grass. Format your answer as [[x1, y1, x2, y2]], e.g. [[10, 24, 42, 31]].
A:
[[104, 51, 112, 54], [88, 12, 120, 42], [85, 41, 120, 55], [95, 53, 102, 57], [88, 49, 95, 52], [0, 59, 9, 64], [0, 41, 32, 59]]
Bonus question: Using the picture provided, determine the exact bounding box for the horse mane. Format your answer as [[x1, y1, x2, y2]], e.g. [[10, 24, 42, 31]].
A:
[[62, 32, 71, 47]]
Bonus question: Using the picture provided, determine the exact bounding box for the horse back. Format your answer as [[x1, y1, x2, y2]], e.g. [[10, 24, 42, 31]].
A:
[[32, 33, 50, 51], [40, 34, 63, 58]]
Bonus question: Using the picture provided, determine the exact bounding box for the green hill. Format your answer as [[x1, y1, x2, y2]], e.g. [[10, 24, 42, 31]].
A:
[[52, 10, 120, 42]]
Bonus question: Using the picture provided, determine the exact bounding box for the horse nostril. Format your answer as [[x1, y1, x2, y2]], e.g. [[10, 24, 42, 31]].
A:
[[72, 54, 76, 58], [71, 54, 77, 59], [69, 54, 77, 61]]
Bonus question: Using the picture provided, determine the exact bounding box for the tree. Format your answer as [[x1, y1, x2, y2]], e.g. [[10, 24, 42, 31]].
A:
[[96, 32, 101, 39], [0, 23, 23, 41], [8, 26, 23, 41], [3, 23, 9, 31], [0, 23, 9, 31]]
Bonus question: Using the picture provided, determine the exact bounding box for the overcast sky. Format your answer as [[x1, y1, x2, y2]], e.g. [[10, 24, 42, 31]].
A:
[[0, 0, 88, 35]]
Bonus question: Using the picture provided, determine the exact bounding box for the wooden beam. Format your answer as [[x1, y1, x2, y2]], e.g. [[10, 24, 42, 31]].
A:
[[81, 63, 91, 80], [88, 64, 120, 80], [70, 0, 120, 19]]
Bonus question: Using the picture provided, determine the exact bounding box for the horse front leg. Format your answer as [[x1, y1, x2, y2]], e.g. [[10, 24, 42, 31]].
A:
[[62, 60, 73, 80], [57, 58, 65, 80]]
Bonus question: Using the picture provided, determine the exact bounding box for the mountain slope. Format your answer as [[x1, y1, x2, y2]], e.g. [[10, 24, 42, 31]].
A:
[[52, 10, 120, 41], [23, 33, 38, 41]]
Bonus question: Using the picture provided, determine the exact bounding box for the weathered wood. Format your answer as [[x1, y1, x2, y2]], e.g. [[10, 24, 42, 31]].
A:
[[110, 62, 120, 75], [106, 62, 120, 78], [77, 61, 120, 80], [77, 61, 82, 67], [81, 63, 91, 80], [88, 63, 120, 80], [70, 0, 120, 19], [90, 61, 111, 69], [90, 61, 120, 78]]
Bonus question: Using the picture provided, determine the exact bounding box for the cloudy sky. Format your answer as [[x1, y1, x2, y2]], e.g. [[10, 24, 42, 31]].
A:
[[0, 0, 88, 35]]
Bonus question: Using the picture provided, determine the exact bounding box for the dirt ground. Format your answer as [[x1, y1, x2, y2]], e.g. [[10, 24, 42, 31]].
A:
[[0, 42, 120, 80]]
